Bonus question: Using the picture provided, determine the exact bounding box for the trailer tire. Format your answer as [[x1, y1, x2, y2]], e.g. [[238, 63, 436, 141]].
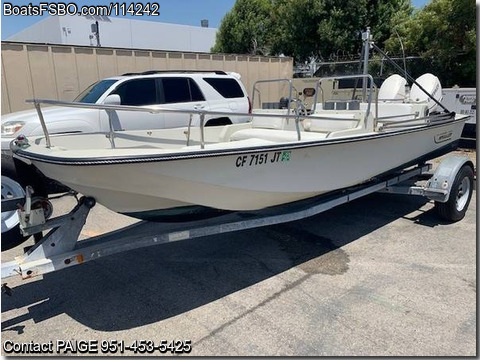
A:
[[1, 176, 29, 251], [2, 225, 28, 251], [435, 164, 474, 222]]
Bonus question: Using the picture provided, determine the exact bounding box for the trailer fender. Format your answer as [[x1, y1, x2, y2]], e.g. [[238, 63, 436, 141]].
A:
[[425, 155, 474, 203]]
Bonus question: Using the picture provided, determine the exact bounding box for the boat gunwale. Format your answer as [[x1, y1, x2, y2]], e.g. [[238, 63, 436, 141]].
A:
[[13, 113, 463, 166]]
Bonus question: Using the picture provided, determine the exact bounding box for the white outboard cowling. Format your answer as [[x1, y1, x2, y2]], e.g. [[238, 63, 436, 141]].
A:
[[409, 73, 443, 113], [378, 74, 407, 101]]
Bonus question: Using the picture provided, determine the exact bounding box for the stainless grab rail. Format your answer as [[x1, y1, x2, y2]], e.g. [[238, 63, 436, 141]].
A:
[[26, 98, 318, 149], [378, 113, 418, 121], [26, 98, 326, 120], [312, 74, 377, 130], [379, 113, 454, 130], [251, 78, 294, 117], [25, 97, 448, 150]]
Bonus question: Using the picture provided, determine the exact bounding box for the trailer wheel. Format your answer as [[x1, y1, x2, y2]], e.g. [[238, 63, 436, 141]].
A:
[[435, 165, 474, 222], [1, 176, 29, 251]]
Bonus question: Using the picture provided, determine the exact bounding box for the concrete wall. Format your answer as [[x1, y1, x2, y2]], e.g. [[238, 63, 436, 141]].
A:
[[1, 41, 293, 114]]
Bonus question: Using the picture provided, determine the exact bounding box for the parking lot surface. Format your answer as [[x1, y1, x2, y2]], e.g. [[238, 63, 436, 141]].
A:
[[1, 160, 476, 356]]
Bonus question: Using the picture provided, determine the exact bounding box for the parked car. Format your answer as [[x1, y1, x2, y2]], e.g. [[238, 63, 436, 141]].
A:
[[1, 70, 252, 180]]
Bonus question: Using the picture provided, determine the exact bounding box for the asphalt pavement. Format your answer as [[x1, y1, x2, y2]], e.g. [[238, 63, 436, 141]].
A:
[[0, 162, 476, 356]]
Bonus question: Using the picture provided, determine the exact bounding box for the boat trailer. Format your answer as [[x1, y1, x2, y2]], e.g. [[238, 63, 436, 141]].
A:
[[1, 155, 474, 285]]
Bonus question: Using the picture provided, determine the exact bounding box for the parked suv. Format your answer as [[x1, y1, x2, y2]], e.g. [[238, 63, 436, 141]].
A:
[[1, 70, 252, 178]]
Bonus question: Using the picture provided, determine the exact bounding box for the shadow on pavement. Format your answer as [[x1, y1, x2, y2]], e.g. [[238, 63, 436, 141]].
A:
[[2, 193, 441, 332]]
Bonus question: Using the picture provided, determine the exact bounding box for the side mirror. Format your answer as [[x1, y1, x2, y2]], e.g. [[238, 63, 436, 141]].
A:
[[103, 94, 121, 105]]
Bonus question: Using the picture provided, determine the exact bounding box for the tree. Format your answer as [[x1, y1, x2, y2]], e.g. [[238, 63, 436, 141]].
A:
[[213, 0, 414, 63], [315, 0, 368, 60], [385, 0, 476, 86], [269, 0, 324, 61], [365, 0, 413, 49], [211, 0, 274, 55], [270, 0, 412, 62]]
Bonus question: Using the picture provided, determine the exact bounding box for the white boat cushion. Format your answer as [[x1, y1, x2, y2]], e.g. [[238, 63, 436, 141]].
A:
[[250, 109, 289, 129], [182, 138, 277, 150], [361, 103, 428, 120], [303, 113, 360, 132], [230, 129, 327, 142]]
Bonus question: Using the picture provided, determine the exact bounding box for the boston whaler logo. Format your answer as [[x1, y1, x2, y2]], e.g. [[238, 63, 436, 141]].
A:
[[434, 131, 453, 143]]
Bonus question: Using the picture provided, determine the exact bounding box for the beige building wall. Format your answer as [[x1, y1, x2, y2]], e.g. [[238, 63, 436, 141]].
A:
[[1, 41, 293, 114]]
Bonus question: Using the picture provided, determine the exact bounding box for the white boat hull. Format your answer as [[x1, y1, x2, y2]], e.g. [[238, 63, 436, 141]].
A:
[[23, 119, 464, 217]]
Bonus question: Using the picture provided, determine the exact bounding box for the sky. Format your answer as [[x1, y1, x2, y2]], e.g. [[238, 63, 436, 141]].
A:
[[1, 0, 430, 40]]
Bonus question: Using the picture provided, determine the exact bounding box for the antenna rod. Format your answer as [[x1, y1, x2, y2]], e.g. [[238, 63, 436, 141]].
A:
[[393, 28, 407, 81], [352, 36, 365, 100], [371, 43, 450, 113], [361, 27, 371, 100]]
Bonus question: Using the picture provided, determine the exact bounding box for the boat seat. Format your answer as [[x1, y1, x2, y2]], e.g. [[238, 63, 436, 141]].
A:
[[230, 128, 327, 142], [120, 145, 163, 149], [182, 138, 277, 150], [324, 100, 360, 110], [360, 103, 428, 121], [250, 109, 289, 130], [303, 112, 361, 132]]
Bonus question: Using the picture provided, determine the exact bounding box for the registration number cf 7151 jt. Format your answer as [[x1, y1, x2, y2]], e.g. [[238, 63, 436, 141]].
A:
[[235, 151, 291, 167]]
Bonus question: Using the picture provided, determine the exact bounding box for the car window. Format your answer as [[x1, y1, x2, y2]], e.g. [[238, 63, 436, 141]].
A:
[[189, 79, 205, 102], [161, 78, 205, 104], [74, 80, 117, 103], [112, 79, 157, 106], [203, 78, 245, 98]]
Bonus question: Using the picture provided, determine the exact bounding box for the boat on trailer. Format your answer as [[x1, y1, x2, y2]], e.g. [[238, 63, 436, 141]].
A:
[[10, 29, 469, 220], [1, 29, 474, 281], [1, 156, 474, 281]]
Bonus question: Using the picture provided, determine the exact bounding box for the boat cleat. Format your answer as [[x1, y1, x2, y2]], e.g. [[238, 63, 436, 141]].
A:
[[14, 134, 30, 148]]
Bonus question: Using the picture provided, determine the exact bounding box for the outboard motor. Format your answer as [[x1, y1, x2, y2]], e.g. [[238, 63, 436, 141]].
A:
[[409, 73, 443, 113], [378, 74, 407, 101]]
